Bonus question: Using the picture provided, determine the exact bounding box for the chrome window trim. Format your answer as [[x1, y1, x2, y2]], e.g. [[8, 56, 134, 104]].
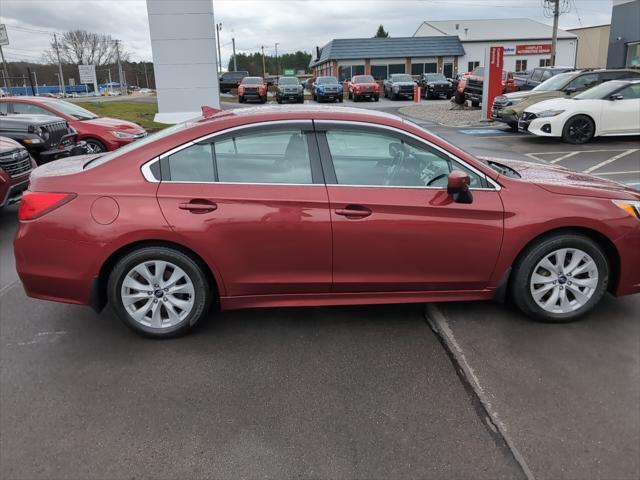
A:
[[314, 119, 502, 191], [140, 118, 502, 191]]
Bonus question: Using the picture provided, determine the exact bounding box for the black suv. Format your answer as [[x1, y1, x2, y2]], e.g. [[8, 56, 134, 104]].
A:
[[0, 113, 86, 164], [219, 71, 249, 93], [418, 73, 454, 99], [514, 66, 574, 91]]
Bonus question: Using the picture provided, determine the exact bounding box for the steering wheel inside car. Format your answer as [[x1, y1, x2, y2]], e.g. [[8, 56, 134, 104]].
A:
[[426, 172, 449, 186]]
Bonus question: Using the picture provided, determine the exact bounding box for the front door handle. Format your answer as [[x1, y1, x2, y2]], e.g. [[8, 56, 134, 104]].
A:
[[334, 205, 372, 219], [179, 199, 218, 214]]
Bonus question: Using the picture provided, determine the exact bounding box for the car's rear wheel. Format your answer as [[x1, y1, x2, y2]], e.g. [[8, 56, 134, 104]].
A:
[[108, 247, 212, 338], [511, 234, 608, 322], [562, 115, 595, 144], [85, 138, 106, 153]]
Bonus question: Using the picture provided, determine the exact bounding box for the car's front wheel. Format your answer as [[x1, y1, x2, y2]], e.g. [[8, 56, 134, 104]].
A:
[[562, 114, 595, 144], [85, 138, 107, 153], [511, 234, 609, 322], [108, 247, 212, 338]]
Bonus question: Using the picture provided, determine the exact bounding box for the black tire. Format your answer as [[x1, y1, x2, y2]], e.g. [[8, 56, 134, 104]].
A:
[[392, 92, 398, 101], [374, 95, 379, 102], [238, 95, 244, 104], [276, 98, 282, 104], [454, 90, 465, 105], [446, 93, 452, 99], [298, 96, 304, 104], [508, 122, 519, 132], [562, 114, 595, 144], [471, 100, 480, 108], [108, 246, 212, 338], [511, 233, 609, 323], [260, 96, 267, 104], [84, 138, 107, 154], [338, 96, 343, 103], [352, 94, 358, 102]]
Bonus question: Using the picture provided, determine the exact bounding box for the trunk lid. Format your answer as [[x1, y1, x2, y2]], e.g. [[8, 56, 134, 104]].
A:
[[28, 154, 100, 191]]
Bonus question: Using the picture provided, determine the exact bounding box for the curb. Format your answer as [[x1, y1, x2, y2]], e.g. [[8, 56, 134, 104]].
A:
[[424, 304, 536, 480]]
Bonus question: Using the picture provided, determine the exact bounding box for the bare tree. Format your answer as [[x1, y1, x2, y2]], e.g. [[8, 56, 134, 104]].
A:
[[44, 30, 130, 65]]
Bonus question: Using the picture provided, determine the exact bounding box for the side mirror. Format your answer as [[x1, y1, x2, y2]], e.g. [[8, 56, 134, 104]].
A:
[[564, 87, 576, 95], [609, 94, 624, 101], [447, 170, 473, 204]]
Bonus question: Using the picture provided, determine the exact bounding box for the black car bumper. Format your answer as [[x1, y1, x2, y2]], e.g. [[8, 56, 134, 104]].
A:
[[37, 141, 88, 163], [0, 178, 29, 208], [318, 93, 342, 100], [517, 113, 537, 132], [278, 93, 303, 101], [492, 109, 519, 125]]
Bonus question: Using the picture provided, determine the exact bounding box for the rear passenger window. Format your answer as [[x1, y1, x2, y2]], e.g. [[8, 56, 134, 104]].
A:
[[213, 130, 312, 184], [541, 70, 553, 81], [167, 143, 215, 182]]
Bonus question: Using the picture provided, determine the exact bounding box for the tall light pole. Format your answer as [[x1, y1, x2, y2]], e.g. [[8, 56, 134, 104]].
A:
[[550, 0, 560, 66], [53, 33, 65, 95], [115, 39, 125, 95], [275, 42, 279, 78], [215, 22, 223, 74], [261, 45, 266, 77], [232, 37, 237, 71]]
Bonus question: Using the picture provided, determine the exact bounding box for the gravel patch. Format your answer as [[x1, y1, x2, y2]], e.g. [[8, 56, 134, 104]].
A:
[[400, 101, 485, 127]]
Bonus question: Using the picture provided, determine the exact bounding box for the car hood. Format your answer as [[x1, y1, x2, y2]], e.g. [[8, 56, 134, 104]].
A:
[[0, 136, 23, 152], [353, 83, 378, 87], [524, 97, 578, 113], [426, 81, 450, 86], [487, 157, 639, 200], [81, 116, 145, 133], [503, 90, 566, 112], [393, 81, 417, 86]]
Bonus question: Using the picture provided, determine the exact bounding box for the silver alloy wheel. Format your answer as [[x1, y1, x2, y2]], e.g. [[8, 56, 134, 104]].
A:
[[530, 248, 599, 314], [121, 260, 195, 329]]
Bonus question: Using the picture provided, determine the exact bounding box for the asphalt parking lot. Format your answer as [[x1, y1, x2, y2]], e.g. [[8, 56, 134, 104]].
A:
[[1, 101, 639, 479]]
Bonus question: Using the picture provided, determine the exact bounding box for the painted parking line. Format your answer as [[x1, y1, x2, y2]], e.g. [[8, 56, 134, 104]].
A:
[[524, 149, 630, 163], [583, 149, 639, 173]]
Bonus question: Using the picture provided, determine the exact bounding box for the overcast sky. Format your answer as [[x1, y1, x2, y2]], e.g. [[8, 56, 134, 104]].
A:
[[0, 0, 613, 65]]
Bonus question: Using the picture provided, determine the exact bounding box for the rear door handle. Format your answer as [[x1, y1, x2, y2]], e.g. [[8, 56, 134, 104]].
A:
[[334, 205, 372, 219], [179, 199, 218, 214]]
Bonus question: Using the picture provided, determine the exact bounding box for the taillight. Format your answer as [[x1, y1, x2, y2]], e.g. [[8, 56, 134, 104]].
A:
[[18, 191, 76, 221]]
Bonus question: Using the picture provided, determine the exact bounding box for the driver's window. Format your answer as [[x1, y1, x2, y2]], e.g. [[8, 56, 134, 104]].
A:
[[325, 129, 483, 188], [567, 73, 598, 91]]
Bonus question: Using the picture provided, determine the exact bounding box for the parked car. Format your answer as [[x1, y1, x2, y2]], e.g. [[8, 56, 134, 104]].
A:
[[514, 66, 575, 91], [276, 76, 304, 104], [0, 111, 86, 164], [417, 73, 453, 99], [0, 97, 147, 153], [347, 75, 380, 102], [493, 69, 640, 131], [520, 80, 640, 143], [219, 71, 249, 93], [14, 106, 640, 338], [238, 77, 268, 104], [312, 76, 343, 102], [0, 136, 35, 209], [382, 74, 415, 100], [460, 67, 519, 107]]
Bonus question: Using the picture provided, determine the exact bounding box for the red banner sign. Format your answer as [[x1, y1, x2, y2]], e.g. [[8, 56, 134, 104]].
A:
[[516, 44, 552, 55], [486, 46, 504, 118]]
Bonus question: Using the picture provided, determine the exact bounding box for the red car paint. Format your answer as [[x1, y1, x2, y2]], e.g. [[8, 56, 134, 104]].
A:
[[348, 75, 380, 100], [0, 97, 146, 152], [13, 107, 640, 316], [457, 69, 519, 94], [0, 136, 36, 209]]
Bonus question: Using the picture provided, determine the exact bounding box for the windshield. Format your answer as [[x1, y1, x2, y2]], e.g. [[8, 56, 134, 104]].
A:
[[533, 72, 574, 91], [242, 77, 263, 85], [84, 122, 186, 169], [392, 74, 413, 82], [278, 77, 299, 85], [44, 100, 98, 120], [353, 75, 375, 83], [574, 81, 625, 99], [425, 74, 446, 82], [317, 76, 339, 84]]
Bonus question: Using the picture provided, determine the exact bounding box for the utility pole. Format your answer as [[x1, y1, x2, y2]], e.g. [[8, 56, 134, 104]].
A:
[[53, 33, 65, 96], [215, 23, 223, 74], [108, 69, 112, 94], [232, 37, 237, 71], [31, 69, 39, 95], [143, 62, 149, 88], [549, 0, 560, 66], [275, 42, 279, 78], [261, 45, 266, 77], [115, 39, 125, 95]]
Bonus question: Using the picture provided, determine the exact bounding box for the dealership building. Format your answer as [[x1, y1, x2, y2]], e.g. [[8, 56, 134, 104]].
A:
[[414, 18, 577, 73], [309, 36, 465, 80]]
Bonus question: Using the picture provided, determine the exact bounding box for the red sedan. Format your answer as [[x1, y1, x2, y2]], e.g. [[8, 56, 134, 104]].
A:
[[14, 107, 640, 338], [0, 97, 146, 153]]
